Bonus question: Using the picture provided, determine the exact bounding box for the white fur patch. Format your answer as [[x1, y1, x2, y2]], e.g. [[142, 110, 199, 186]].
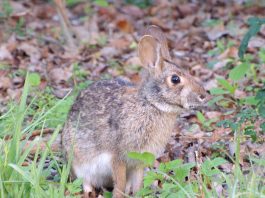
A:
[[152, 101, 182, 113], [180, 87, 191, 109], [73, 153, 113, 188]]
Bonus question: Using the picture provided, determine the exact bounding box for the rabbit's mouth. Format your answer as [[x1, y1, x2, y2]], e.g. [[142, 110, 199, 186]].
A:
[[188, 104, 208, 111]]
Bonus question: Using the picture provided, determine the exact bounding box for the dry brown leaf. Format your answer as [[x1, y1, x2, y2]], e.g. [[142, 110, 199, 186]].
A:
[[248, 37, 265, 48], [18, 42, 41, 64], [234, 89, 247, 99], [49, 67, 72, 85], [109, 37, 131, 49], [0, 45, 13, 60], [121, 5, 144, 19], [177, 3, 199, 17], [206, 23, 228, 41], [218, 46, 238, 59], [205, 111, 222, 120], [116, 17, 134, 33], [0, 77, 11, 90]]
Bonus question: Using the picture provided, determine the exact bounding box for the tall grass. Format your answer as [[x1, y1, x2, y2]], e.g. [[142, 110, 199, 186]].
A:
[[0, 73, 81, 198]]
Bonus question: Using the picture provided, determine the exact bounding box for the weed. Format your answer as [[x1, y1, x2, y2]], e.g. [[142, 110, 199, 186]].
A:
[[0, 0, 13, 18], [0, 73, 80, 197], [124, 0, 153, 9]]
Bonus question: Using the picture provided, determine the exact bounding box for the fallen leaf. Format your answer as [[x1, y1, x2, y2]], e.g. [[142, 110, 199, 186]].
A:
[[206, 23, 228, 41], [49, 68, 72, 85], [0, 77, 12, 90], [0, 45, 13, 60], [121, 5, 144, 19], [116, 17, 134, 33], [218, 46, 238, 59], [248, 37, 265, 48], [100, 46, 120, 58], [18, 42, 41, 64]]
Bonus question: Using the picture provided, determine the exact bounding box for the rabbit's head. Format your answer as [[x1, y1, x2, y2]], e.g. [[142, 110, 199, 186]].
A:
[[138, 26, 210, 113]]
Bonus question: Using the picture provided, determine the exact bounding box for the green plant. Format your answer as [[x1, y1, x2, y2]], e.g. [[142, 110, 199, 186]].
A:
[[196, 111, 217, 131], [14, 17, 26, 37], [65, 0, 84, 7], [207, 17, 265, 194], [238, 17, 265, 59], [0, 73, 80, 197], [207, 39, 235, 57], [202, 19, 222, 28], [124, 0, 153, 9], [72, 62, 93, 90], [130, 151, 248, 198], [134, 150, 265, 197], [93, 0, 109, 7], [128, 152, 155, 166], [0, 0, 13, 18]]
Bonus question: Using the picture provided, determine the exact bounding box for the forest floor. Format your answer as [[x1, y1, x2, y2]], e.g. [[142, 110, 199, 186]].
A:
[[0, 0, 265, 197]]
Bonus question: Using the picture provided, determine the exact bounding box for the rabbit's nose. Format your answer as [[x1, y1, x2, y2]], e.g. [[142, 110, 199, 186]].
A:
[[198, 92, 212, 102]]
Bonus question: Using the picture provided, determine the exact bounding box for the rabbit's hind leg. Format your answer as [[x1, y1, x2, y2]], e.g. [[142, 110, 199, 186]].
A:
[[83, 181, 96, 198], [112, 160, 127, 198]]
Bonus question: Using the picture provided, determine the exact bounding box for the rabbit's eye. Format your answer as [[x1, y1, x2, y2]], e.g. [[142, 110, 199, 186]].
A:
[[171, 75, 180, 84]]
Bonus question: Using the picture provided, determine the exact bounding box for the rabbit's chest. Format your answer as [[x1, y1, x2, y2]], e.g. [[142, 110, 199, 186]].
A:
[[139, 115, 175, 157]]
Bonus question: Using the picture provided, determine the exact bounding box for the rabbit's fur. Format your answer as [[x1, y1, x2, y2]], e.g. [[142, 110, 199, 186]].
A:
[[62, 26, 210, 198]]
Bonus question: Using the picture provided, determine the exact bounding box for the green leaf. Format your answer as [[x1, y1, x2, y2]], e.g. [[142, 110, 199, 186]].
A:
[[241, 96, 258, 105], [260, 122, 265, 133], [94, 0, 109, 7], [229, 63, 249, 81], [127, 151, 155, 166], [259, 48, 265, 63], [210, 157, 227, 167], [142, 152, 155, 166], [238, 17, 265, 59], [201, 157, 227, 177], [196, 111, 206, 123], [9, 164, 35, 185], [258, 103, 265, 118], [103, 191, 112, 198], [244, 126, 257, 142], [66, 178, 83, 194], [210, 88, 229, 95], [127, 152, 143, 160], [28, 72, 41, 86], [124, 0, 153, 9], [159, 159, 182, 172], [207, 95, 224, 106], [249, 157, 265, 166], [143, 171, 161, 187], [256, 88, 265, 101], [217, 78, 235, 94]]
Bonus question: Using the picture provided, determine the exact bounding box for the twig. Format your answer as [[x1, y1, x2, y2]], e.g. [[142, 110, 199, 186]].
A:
[[27, 31, 65, 50], [4, 128, 55, 141], [53, 0, 78, 50]]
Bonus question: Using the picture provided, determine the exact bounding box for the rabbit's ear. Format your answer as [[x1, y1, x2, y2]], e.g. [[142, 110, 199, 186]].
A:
[[144, 25, 171, 60], [138, 35, 163, 73]]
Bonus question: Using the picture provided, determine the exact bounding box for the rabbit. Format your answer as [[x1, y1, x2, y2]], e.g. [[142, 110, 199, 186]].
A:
[[62, 25, 210, 198]]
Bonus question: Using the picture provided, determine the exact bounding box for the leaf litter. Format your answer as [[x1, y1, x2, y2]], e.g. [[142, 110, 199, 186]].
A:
[[0, 0, 265, 196]]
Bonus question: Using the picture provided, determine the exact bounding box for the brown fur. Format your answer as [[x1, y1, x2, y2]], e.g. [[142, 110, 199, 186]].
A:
[[62, 26, 210, 197]]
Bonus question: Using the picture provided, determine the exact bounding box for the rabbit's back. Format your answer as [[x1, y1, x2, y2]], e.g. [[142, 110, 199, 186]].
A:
[[62, 78, 176, 164]]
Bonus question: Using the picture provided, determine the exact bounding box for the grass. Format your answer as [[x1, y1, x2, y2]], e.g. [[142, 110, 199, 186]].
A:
[[0, 73, 82, 197]]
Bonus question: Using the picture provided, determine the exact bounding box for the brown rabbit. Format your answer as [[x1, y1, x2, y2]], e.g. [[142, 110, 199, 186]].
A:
[[62, 25, 210, 198]]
